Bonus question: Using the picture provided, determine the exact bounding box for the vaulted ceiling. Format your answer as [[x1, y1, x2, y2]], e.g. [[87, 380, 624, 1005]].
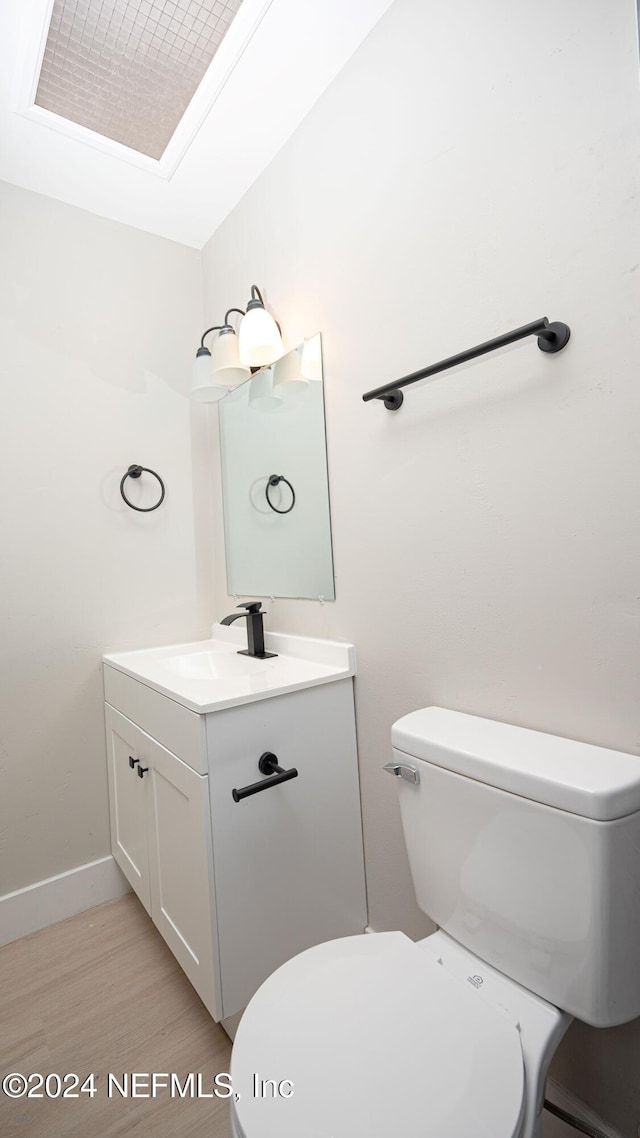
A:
[[0, 0, 393, 248]]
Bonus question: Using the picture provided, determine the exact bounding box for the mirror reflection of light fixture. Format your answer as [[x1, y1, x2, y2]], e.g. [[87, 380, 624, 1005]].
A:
[[300, 334, 323, 382], [191, 286, 283, 402], [238, 285, 284, 368], [248, 366, 285, 413], [272, 344, 309, 401]]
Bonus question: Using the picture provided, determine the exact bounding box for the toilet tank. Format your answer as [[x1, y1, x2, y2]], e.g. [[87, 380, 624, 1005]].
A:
[[391, 708, 640, 1027]]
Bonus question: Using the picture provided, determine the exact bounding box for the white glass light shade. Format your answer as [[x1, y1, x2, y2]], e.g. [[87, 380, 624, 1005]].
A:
[[189, 350, 228, 403], [210, 330, 251, 388], [248, 367, 285, 413], [272, 345, 309, 401], [238, 305, 284, 367]]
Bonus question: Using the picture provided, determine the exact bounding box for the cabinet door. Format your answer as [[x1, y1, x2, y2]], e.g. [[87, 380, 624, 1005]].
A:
[[207, 679, 367, 1019], [145, 736, 221, 1020], [104, 706, 151, 912]]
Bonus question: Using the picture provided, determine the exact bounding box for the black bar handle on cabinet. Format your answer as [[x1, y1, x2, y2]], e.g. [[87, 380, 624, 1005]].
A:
[[129, 755, 139, 770], [232, 752, 298, 803], [137, 765, 149, 778]]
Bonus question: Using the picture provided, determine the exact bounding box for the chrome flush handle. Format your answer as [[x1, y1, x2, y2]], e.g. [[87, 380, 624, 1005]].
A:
[[383, 762, 420, 785]]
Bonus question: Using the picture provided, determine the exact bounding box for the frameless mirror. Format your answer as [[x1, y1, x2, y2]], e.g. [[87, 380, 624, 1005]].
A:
[[218, 333, 335, 600]]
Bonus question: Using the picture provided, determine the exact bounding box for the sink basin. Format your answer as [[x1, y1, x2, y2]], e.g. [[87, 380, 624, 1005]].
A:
[[162, 650, 269, 681], [103, 624, 356, 714]]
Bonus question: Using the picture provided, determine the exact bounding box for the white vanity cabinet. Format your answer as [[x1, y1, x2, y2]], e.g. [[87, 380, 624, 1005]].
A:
[[103, 631, 367, 1023], [104, 702, 220, 1017]]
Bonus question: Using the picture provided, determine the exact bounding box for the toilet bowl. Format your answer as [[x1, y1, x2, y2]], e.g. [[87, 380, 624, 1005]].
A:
[[229, 929, 570, 1138], [230, 707, 640, 1138]]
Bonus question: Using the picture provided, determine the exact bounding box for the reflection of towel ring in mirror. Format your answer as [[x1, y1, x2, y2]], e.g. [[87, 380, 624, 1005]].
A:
[[120, 464, 165, 512], [265, 474, 295, 514]]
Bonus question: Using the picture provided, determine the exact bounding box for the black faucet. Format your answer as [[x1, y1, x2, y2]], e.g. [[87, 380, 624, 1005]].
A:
[[220, 601, 277, 660]]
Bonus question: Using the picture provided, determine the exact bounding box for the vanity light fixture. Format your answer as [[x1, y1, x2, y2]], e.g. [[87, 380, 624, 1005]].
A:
[[190, 285, 284, 402], [190, 346, 228, 403], [210, 309, 252, 387], [238, 285, 284, 367], [189, 309, 250, 403]]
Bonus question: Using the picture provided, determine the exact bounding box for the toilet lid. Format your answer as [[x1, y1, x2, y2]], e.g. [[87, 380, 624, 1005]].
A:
[[231, 932, 524, 1138]]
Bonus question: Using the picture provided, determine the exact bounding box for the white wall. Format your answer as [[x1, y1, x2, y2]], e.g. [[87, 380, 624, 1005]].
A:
[[201, 0, 640, 1131], [0, 180, 214, 895]]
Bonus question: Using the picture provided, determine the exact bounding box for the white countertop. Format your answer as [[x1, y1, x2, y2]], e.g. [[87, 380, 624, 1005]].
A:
[[103, 623, 356, 713]]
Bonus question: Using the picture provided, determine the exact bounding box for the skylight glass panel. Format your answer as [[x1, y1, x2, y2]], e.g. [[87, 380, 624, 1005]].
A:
[[35, 0, 244, 159]]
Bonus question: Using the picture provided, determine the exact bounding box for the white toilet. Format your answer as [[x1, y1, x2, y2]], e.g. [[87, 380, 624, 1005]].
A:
[[230, 707, 640, 1138]]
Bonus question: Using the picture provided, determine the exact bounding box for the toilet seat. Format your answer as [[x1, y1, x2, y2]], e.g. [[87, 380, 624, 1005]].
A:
[[230, 931, 525, 1138]]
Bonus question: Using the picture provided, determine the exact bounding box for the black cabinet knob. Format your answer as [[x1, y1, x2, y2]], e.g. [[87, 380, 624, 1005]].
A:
[[137, 766, 149, 779], [129, 756, 139, 770]]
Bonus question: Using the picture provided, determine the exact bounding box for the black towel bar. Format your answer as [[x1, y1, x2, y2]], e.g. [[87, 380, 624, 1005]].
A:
[[362, 317, 570, 410]]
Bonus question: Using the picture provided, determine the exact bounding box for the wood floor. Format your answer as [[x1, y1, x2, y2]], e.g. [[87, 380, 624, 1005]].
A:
[[0, 893, 232, 1137], [0, 892, 582, 1138]]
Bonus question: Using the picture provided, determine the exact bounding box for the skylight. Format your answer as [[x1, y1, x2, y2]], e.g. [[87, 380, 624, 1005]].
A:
[[35, 0, 244, 160]]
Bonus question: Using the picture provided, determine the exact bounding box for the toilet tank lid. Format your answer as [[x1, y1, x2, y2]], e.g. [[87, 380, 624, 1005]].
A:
[[392, 708, 640, 821]]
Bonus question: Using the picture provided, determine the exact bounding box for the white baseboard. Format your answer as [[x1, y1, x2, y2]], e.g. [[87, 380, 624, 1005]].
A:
[[544, 1078, 623, 1138], [0, 855, 131, 948]]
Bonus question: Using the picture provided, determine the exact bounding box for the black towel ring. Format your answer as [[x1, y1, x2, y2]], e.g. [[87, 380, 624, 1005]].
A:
[[265, 474, 295, 514], [120, 464, 165, 512]]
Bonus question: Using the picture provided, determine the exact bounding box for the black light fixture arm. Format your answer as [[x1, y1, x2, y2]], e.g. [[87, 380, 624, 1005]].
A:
[[244, 286, 282, 339], [200, 324, 224, 349], [198, 311, 246, 355], [362, 317, 571, 411], [198, 289, 267, 345], [197, 289, 267, 346]]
